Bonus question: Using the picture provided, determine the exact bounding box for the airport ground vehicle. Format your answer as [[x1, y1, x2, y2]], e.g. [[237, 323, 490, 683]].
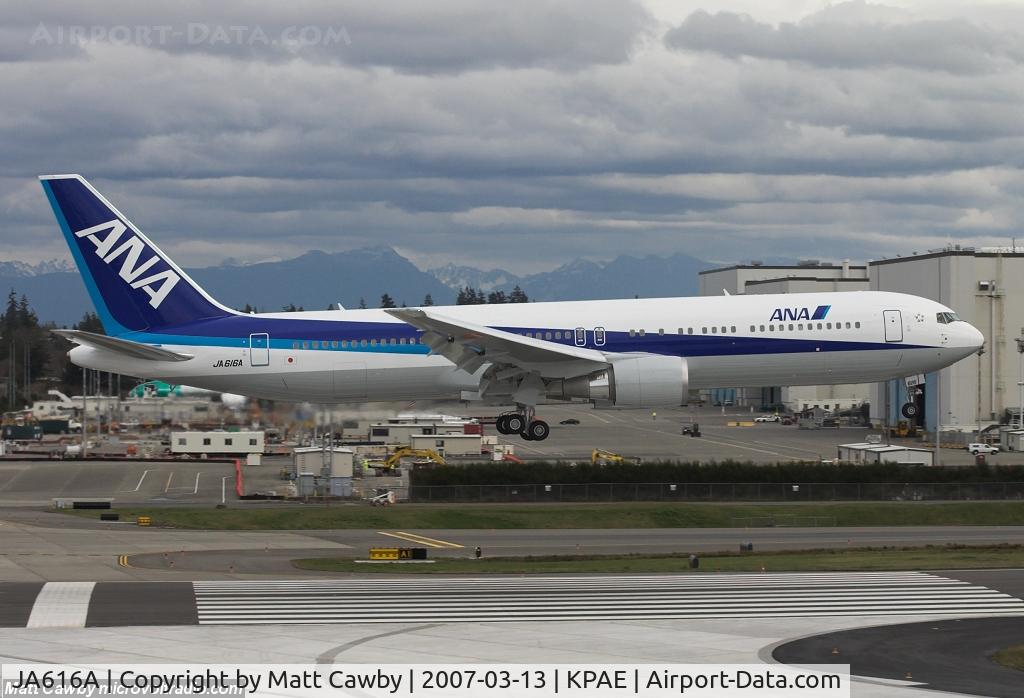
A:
[[754, 415, 780, 423], [41, 175, 985, 445], [559, 418, 580, 425], [591, 448, 641, 465], [967, 443, 999, 455], [382, 448, 446, 469]]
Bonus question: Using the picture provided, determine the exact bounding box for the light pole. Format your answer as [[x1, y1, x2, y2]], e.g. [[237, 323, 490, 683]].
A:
[[1016, 330, 1024, 430]]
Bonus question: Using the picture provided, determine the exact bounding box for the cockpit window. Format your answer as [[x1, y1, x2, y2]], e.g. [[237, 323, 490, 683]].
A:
[[936, 312, 960, 324]]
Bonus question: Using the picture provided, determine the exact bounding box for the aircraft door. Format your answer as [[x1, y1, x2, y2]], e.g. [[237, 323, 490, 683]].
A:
[[883, 310, 903, 342], [249, 333, 270, 366]]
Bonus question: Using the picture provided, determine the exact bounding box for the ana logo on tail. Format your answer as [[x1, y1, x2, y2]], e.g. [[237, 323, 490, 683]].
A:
[[74, 219, 180, 309]]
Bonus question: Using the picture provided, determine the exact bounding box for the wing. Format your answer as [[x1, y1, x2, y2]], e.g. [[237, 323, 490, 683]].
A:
[[384, 308, 607, 379], [53, 329, 194, 362]]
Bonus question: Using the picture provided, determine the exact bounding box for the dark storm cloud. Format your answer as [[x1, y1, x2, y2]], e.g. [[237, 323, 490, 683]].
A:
[[7, 0, 653, 72], [1, 1, 1023, 272], [665, 7, 1024, 74]]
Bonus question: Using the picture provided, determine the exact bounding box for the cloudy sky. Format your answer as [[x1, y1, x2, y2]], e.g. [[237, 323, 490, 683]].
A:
[[2, 0, 1024, 273]]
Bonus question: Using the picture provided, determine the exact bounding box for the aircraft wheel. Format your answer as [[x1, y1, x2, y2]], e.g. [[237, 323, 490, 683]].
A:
[[506, 413, 526, 434], [526, 420, 550, 441], [495, 415, 511, 434], [901, 402, 919, 418]]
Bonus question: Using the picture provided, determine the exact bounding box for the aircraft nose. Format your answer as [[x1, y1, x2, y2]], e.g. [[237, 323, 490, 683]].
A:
[[964, 323, 985, 351]]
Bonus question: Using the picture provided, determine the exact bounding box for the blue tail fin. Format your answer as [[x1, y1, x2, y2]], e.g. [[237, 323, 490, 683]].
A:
[[40, 175, 236, 336]]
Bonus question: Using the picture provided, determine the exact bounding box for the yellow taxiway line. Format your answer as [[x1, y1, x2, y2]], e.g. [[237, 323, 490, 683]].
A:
[[377, 531, 464, 549]]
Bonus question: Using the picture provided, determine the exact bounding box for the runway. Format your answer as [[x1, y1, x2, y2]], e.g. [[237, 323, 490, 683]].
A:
[[3, 571, 1022, 628]]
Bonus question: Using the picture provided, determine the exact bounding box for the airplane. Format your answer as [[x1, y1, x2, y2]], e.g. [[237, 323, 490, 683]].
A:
[[40, 174, 984, 442]]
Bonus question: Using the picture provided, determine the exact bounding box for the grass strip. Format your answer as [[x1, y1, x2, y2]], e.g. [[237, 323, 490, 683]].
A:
[[61, 501, 1024, 530], [992, 645, 1024, 672], [293, 544, 1024, 574]]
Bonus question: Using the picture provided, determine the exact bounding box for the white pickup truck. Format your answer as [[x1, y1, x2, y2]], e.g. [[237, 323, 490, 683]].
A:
[[967, 443, 999, 455]]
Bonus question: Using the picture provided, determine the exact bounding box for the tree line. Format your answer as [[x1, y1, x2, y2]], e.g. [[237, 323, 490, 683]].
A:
[[259, 286, 530, 312], [1, 289, 106, 411]]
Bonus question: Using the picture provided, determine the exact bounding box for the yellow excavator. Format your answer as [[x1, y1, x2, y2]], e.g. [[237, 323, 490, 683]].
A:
[[382, 447, 447, 469], [591, 448, 641, 465]]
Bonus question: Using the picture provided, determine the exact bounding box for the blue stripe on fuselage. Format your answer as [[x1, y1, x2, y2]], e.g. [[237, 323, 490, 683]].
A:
[[115, 315, 927, 358]]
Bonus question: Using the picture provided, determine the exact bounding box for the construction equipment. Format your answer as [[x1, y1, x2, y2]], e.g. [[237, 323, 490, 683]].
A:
[[369, 490, 396, 506], [382, 447, 446, 469], [591, 448, 641, 465]]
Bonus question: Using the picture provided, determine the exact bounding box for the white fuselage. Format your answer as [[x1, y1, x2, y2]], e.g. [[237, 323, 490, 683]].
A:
[[69, 291, 984, 405]]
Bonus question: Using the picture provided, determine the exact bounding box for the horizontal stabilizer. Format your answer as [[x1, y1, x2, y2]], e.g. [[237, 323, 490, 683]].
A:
[[52, 329, 194, 362]]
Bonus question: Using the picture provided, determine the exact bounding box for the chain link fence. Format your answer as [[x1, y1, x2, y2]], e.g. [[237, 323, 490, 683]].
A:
[[406, 481, 1024, 503]]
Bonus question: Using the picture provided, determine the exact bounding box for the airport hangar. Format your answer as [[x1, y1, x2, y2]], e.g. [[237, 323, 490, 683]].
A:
[[699, 246, 1024, 442]]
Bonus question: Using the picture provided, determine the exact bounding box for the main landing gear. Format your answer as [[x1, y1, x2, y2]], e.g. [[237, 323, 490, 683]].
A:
[[495, 408, 550, 441]]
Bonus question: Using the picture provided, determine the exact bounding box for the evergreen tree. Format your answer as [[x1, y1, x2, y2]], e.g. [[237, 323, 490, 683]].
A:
[[359, 297, 367, 309], [3, 290, 17, 333], [422, 293, 434, 306], [17, 294, 35, 326], [75, 312, 103, 333], [380, 293, 396, 308], [509, 285, 529, 303], [487, 290, 508, 304]]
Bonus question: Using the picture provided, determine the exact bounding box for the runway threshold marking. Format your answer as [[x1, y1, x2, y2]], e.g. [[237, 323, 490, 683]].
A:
[[377, 531, 464, 549], [26, 582, 95, 628]]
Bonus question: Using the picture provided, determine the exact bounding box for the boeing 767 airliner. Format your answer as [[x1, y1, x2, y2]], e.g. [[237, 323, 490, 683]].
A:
[[41, 174, 983, 441]]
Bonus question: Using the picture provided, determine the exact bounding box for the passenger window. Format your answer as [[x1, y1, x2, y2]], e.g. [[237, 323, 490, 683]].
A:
[[759, 325, 765, 332], [390, 338, 397, 345], [711, 327, 717, 334], [817, 323, 823, 330], [789, 324, 794, 331], [302, 341, 309, 349], [826, 322, 832, 329], [749, 325, 755, 332], [798, 324, 803, 331], [292, 341, 299, 349], [768, 325, 774, 332], [855, 322, 861, 328], [658, 328, 665, 336], [702, 327, 707, 334], [730, 326, 736, 333], [574, 327, 586, 346], [360, 339, 367, 347], [312, 341, 319, 349], [554, 331, 562, 340], [594, 327, 606, 346], [639, 329, 646, 337], [545, 332, 552, 340], [721, 326, 727, 334], [845, 322, 851, 329], [629, 329, 635, 337], [687, 328, 693, 335], [331, 340, 338, 348]]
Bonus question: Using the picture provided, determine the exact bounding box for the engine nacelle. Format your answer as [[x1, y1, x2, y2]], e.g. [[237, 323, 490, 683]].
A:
[[549, 356, 689, 407]]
